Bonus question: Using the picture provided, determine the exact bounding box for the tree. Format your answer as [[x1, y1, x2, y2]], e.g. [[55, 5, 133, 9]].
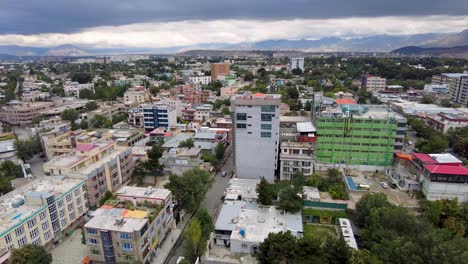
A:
[[14, 138, 41, 161], [2, 123, 12, 133], [244, 72, 254, 82], [90, 114, 112, 128], [85, 101, 98, 111], [178, 138, 194, 148], [256, 177, 274, 205], [144, 143, 164, 173], [221, 107, 230, 116], [421, 96, 434, 104], [292, 68, 303, 75], [324, 238, 351, 264], [98, 190, 113, 206], [61, 109, 79, 129], [214, 143, 225, 162], [111, 113, 128, 124], [285, 86, 299, 100], [0, 160, 23, 193], [70, 72, 92, 84], [355, 193, 391, 227], [9, 245, 52, 264], [257, 231, 298, 264], [278, 185, 303, 213], [416, 135, 448, 153], [164, 168, 214, 210], [185, 219, 203, 262]]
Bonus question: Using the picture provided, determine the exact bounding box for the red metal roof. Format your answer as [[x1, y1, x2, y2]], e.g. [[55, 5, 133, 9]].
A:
[[336, 98, 356, 105], [413, 153, 436, 164], [423, 164, 468, 175]]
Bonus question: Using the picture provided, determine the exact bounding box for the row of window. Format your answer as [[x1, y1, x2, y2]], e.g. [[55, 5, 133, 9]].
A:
[[236, 123, 272, 130]]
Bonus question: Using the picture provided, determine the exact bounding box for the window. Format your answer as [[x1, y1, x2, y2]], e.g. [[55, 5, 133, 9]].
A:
[[4, 234, 11, 244], [74, 189, 80, 196], [124, 255, 135, 262], [27, 219, 36, 228], [44, 231, 51, 241], [78, 206, 83, 214], [39, 211, 46, 221], [30, 228, 39, 239], [32, 239, 41, 246], [120, 233, 132, 240], [87, 228, 97, 234], [66, 194, 72, 202], [88, 238, 99, 245], [7, 245, 13, 251], [121, 243, 133, 251], [68, 204, 74, 211], [15, 226, 24, 237], [91, 249, 101, 255], [236, 123, 247, 128], [70, 212, 75, 221], [18, 237, 27, 248], [61, 218, 67, 227], [57, 200, 64, 208], [41, 222, 49, 231], [261, 132, 272, 138], [236, 113, 247, 120], [59, 210, 65, 218], [261, 105, 276, 112], [261, 124, 272, 130], [261, 114, 273, 121], [242, 243, 248, 249]]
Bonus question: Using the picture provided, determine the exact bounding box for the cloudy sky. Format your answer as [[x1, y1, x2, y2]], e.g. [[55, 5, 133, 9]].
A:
[[0, 0, 467, 48]]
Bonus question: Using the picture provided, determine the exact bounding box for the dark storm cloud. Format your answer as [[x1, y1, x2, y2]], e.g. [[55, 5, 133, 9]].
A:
[[0, 0, 467, 34]]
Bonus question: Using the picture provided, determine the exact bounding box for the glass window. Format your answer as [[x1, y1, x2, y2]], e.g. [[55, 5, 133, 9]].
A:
[[236, 113, 247, 120], [236, 123, 246, 128], [120, 233, 132, 240], [30, 228, 39, 239], [27, 219, 37, 228], [15, 226, 24, 237], [88, 238, 99, 245], [66, 194, 72, 202], [44, 231, 51, 241], [261, 132, 272, 138], [4, 234, 11, 244], [261, 114, 273, 121], [91, 249, 101, 255], [41, 222, 49, 231], [74, 189, 80, 196], [121, 243, 133, 251], [87, 228, 97, 234], [261, 105, 276, 112], [39, 211, 46, 221], [261, 124, 272, 130], [57, 200, 64, 208], [18, 237, 27, 248]]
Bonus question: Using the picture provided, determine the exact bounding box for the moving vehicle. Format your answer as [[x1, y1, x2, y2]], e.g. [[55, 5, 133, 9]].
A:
[[380, 182, 389, 189]]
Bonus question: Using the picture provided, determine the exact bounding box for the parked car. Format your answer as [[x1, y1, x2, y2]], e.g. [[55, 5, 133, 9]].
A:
[[380, 182, 389, 189], [390, 182, 398, 189], [221, 171, 227, 177]]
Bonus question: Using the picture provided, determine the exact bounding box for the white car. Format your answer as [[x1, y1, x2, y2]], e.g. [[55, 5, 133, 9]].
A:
[[380, 182, 389, 189]]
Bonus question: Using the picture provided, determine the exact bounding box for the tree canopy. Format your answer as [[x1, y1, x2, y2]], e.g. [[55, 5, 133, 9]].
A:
[[9, 245, 52, 264]]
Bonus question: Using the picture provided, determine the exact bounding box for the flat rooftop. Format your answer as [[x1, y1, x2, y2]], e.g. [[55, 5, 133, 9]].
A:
[[84, 215, 147, 233], [225, 178, 260, 201], [230, 206, 302, 243], [116, 186, 171, 201], [0, 177, 84, 236]]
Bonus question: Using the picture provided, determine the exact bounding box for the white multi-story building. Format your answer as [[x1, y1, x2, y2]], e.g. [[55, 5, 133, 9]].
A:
[[124, 87, 150, 104], [362, 74, 386, 92], [63, 81, 94, 97], [424, 84, 450, 94], [231, 93, 281, 182], [195, 104, 214, 121], [188, 76, 212, 85], [290, 58, 304, 72], [432, 73, 468, 106], [158, 98, 187, 117], [142, 103, 177, 131], [0, 177, 88, 259]]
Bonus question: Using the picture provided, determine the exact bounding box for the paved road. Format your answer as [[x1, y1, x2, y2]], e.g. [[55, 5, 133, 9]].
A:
[[165, 151, 234, 264]]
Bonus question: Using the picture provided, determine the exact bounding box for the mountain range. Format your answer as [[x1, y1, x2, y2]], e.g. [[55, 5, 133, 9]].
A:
[[0, 29, 467, 57]]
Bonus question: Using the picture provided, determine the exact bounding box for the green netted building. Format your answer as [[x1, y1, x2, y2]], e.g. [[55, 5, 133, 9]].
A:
[[315, 104, 406, 166]]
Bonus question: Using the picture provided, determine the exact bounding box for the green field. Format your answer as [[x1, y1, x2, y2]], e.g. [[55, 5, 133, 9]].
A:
[[303, 224, 337, 243]]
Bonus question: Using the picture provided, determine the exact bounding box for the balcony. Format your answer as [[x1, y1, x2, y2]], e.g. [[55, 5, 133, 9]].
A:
[[297, 135, 317, 143]]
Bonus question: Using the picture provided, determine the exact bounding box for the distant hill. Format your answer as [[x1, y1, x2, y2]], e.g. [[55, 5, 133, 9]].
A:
[[391, 45, 468, 58], [420, 29, 468, 48]]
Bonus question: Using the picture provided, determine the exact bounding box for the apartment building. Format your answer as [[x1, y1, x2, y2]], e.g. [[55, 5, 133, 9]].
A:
[[220, 86, 239, 97], [44, 141, 134, 207], [0, 177, 87, 259], [231, 93, 281, 182], [279, 122, 317, 181], [158, 98, 187, 117], [211, 63, 230, 81], [84, 186, 174, 264], [432, 73, 468, 106], [195, 104, 214, 122], [142, 103, 177, 131], [290, 57, 305, 72], [411, 153, 468, 202], [361, 74, 386, 92], [188, 76, 212, 85], [127, 107, 144, 128], [426, 112, 468, 134], [63, 81, 94, 97], [124, 86, 151, 104], [315, 104, 406, 168], [0, 101, 54, 126]]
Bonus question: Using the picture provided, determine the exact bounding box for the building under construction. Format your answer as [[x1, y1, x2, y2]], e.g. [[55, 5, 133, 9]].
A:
[[315, 104, 406, 167]]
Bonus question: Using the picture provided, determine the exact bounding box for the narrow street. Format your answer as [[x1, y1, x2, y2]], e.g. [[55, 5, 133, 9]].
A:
[[164, 151, 233, 264]]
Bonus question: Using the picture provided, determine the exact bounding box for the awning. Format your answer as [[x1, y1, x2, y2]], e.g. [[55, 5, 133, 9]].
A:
[[82, 256, 91, 264]]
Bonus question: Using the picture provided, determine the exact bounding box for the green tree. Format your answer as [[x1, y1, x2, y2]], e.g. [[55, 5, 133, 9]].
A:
[[9, 245, 52, 264], [2, 123, 12, 133], [416, 135, 448, 153], [185, 219, 203, 262], [257, 231, 298, 264], [324, 238, 351, 264], [90, 114, 112, 128], [85, 101, 98, 111], [98, 190, 113, 206], [164, 168, 214, 210], [14, 138, 41, 161], [214, 143, 225, 162], [61, 109, 79, 129], [221, 107, 230, 116], [70, 72, 92, 84], [0, 160, 23, 193], [355, 193, 391, 227], [178, 138, 194, 148], [420, 96, 434, 104], [144, 143, 164, 173], [278, 185, 303, 213], [256, 177, 274, 205]]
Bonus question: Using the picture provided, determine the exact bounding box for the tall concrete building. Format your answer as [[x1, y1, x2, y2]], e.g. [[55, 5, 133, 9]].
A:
[[290, 57, 305, 72], [142, 103, 177, 131], [231, 93, 281, 182], [361, 73, 386, 92], [432, 73, 468, 106], [211, 63, 230, 81]]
